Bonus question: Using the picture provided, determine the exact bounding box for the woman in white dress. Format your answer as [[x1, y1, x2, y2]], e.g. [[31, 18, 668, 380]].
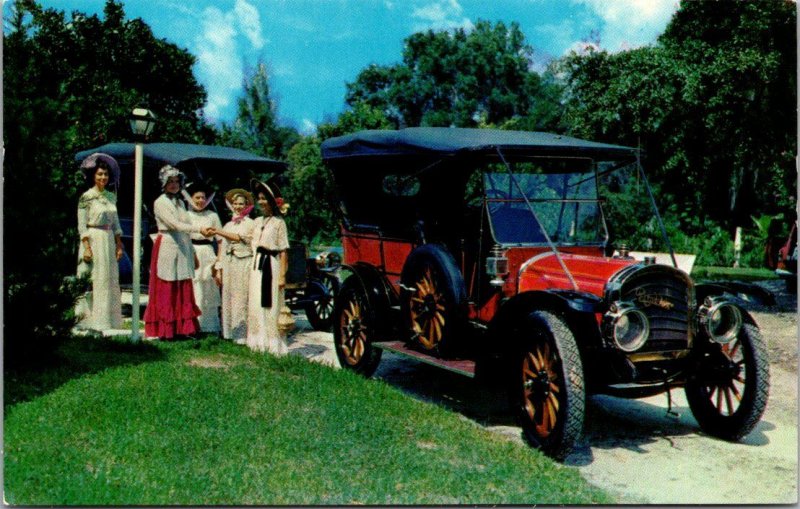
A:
[[76, 153, 125, 331], [184, 182, 222, 333], [247, 179, 290, 354], [214, 189, 255, 343]]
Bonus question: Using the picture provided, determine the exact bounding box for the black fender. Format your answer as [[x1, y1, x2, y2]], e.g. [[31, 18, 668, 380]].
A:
[[340, 262, 399, 336], [477, 290, 603, 384], [696, 281, 775, 307]]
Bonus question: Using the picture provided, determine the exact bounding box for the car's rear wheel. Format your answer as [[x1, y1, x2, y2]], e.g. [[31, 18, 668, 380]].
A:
[[685, 322, 769, 441], [304, 273, 339, 331], [510, 311, 584, 461], [400, 244, 467, 357], [333, 277, 382, 376]]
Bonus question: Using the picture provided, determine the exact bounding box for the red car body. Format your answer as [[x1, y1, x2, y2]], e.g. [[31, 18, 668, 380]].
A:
[[323, 128, 769, 460]]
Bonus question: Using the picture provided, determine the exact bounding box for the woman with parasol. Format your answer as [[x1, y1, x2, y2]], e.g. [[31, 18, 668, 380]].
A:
[[76, 152, 125, 331]]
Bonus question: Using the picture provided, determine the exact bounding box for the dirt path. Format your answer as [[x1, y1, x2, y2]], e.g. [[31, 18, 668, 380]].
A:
[[285, 280, 797, 504]]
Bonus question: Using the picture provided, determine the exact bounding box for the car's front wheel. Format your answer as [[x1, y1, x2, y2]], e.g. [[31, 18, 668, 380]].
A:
[[509, 311, 585, 461], [685, 322, 770, 441], [332, 277, 382, 376]]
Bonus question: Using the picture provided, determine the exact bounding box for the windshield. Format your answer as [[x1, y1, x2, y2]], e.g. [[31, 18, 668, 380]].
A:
[[484, 169, 606, 245]]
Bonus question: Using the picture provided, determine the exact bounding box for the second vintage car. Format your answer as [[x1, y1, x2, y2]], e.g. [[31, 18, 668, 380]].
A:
[[321, 127, 770, 459]]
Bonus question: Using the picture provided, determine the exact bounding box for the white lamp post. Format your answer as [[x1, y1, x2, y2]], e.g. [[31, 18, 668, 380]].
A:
[[129, 108, 157, 341]]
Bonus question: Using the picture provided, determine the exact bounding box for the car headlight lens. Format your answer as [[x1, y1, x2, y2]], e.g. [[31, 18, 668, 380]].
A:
[[605, 302, 650, 352], [698, 297, 742, 344]]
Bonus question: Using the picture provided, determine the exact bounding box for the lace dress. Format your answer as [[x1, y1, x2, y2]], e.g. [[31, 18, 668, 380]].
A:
[[76, 187, 123, 331], [218, 217, 255, 343]]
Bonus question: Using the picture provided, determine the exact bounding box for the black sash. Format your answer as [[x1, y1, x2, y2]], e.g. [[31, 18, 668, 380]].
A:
[[254, 247, 282, 307], [192, 239, 213, 245]]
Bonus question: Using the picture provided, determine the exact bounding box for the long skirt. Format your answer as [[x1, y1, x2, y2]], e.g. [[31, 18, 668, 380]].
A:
[[76, 227, 123, 331], [247, 253, 286, 354], [144, 235, 201, 339], [192, 243, 221, 332], [221, 254, 252, 343]]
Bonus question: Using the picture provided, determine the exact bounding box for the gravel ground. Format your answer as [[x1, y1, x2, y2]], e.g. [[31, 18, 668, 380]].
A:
[[285, 280, 797, 504]]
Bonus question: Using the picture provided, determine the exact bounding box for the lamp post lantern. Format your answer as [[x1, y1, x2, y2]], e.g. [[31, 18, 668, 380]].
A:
[[129, 108, 156, 341]]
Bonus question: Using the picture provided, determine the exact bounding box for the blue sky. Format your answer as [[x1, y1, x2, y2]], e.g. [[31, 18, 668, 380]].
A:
[[26, 0, 680, 133]]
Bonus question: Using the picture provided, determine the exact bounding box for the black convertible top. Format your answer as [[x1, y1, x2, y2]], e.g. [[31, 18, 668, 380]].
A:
[[75, 142, 286, 172], [321, 127, 636, 161]]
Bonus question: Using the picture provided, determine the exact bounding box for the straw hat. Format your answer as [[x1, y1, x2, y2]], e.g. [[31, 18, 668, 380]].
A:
[[251, 178, 289, 215], [224, 188, 254, 207]]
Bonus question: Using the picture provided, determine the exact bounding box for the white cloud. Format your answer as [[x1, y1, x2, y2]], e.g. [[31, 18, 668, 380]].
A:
[[195, 0, 267, 121], [411, 0, 473, 32], [234, 0, 265, 50], [300, 119, 317, 135], [570, 0, 679, 52]]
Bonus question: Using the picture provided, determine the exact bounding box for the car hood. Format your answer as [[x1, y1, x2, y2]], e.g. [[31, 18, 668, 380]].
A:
[[516, 251, 637, 298]]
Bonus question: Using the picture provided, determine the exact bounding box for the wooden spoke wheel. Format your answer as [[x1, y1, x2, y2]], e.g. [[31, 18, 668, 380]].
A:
[[400, 244, 467, 357], [521, 341, 562, 439], [511, 311, 584, 461], [332, 278, 382, 376], [305, 274, 339, 331], [409, 268, 448, 350], [686, 322, 769, 441]]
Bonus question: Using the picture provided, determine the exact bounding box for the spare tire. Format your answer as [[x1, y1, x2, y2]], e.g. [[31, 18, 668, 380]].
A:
[[400, 243, 467, 357]]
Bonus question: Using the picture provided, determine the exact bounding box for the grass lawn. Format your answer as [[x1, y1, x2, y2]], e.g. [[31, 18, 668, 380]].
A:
[[4, 336, 613, 505], [691, 265, 778, 282]]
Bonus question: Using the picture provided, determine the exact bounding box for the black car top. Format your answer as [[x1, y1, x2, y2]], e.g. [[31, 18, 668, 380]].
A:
[[75, 142, 287, 174], [321, 127, 637, 161]]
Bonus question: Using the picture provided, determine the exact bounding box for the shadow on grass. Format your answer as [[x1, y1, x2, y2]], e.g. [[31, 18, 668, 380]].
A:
[[374, 355, 514, 426], [4, 335, 165, 407]]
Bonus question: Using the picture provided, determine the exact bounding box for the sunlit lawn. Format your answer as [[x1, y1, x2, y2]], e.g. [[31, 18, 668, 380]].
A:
[[4, 336, 613, 505]]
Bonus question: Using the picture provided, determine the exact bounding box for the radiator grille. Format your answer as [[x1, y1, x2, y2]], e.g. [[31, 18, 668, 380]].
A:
[[619, 267, 692, 352]]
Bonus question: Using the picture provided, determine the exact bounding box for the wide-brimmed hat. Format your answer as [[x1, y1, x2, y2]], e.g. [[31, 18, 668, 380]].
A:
[[159, 164, 186, 189], [251, 178, 289, 215], [225, 188, 254, 207], [80, 152, 120, 187]]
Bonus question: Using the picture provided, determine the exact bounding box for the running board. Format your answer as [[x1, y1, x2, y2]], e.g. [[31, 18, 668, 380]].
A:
[[373, 341, 476, 378]]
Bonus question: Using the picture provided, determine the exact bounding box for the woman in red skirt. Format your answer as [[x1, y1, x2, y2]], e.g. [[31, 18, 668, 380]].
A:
[[144, 165, 215, 339]]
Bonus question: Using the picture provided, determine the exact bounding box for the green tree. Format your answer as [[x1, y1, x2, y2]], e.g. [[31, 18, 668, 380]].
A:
[[283, 103, 392, 244], [345, 20, 564, 130], [658, 0, 796, 225], [560, 0, 796, 230], [4, 0, 211, 361], [218, 61, 300, 160]]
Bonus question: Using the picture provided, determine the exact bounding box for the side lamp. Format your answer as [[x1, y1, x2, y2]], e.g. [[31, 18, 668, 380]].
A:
[[486, 244, 509, 287]]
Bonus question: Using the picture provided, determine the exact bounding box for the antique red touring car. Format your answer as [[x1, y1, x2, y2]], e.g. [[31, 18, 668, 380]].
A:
[[321, 127, 770, 459]]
